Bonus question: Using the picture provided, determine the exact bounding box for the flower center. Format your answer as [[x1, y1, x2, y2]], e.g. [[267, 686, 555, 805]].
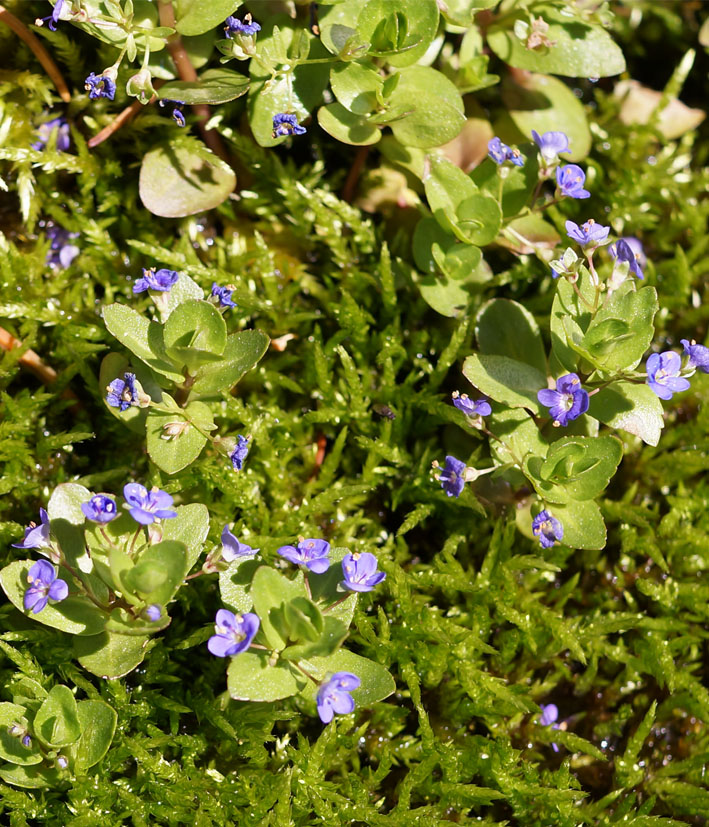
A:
[[560, 393, 575, 411]]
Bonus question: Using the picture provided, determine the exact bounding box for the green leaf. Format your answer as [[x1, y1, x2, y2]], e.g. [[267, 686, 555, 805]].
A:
[[300, 649, 396, 705], [500, 73, 591, 162], [356, 0, 439, 68], [153, 271, 205, 322], [547, 499, 606, 550], [462, 354, 546, 413], [0, 561, 106, 636], [550, 268, 595, 374], [146, 401, 214, 474], [105, 607, 170, 636], [33, 686, 81, 749], [330, 60, 383, 114], [318, 2, 364, 57], [588, 381, 664, 447], [122, 540, 187, 605], [175, 0, 240, 36], [139, 141, 236, 218], [387, 67, 465, 148], [162, 503, 210, 571], [71, 0, 166, 52], [102, 304, 184, 383], [471, 153, 541, 217], [582, 284, 658, 371], [412, 217, 485, 284], [423, 155, 500, 245], [227, 652, 303, 701], [191, 329, 270, 395], [0, 703, 41, 766], [158, 67, 250, 105], [248, 23, 330, 148], [528, 436, 623, 503], [250, 566, 305, 650], [487, 5, 626, 78], [0, 763, 61, 789], [281, 616, 349, 661], [73, 632, 150, 679], [162, 299, 227, 373], [70, 700, 118, 773], [476, 299, 547, 375], [415, 259, 491, 317], [488, 408, 548, 467], [317, 103, 382, 146], [219, 555, 262, 613]]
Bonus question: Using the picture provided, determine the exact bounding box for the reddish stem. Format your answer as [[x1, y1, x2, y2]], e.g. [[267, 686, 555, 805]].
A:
[[0, 5, 70, 102]]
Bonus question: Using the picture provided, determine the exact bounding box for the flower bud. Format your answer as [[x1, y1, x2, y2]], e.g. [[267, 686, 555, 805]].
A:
[[126, 68, 156, 104]]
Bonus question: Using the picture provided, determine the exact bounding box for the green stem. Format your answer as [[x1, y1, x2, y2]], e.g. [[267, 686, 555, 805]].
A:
[[323, 593, 353, 614]]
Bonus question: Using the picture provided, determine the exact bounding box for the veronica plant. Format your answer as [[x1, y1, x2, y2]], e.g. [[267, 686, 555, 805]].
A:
[[100, 267, 269, 474], [0, 679, 116, 788]]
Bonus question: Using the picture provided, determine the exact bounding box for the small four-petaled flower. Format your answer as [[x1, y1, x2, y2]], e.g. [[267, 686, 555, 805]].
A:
[[221, 525, 258, 562], [341, 552, 386, 592], [452, 391, 491, 418], [556, 164, 590, 199], [565, 219, 610, 247], [531, 130, 570, 164], [84, 71, 116, 101], [487, 137, 524, 167], [211, 282, 238, 308], [32, 117, 71, 152], [316, 672, 361, 723], [123, 483, 177, 525], [207, 609, 260, 657], [681, 339, 709, 373], [106, 372, 139, 411], [435, 455, 466, 498], [230, 435, 250, 470], [608, 237, 645, 280], [36, 0, 65, 31], [133, 267, 179, 293], [646, 351, 690, 400], [538, 373, 589, 426], [277, 538, 331, 573], [12, 509, 51, 550], [272, 113, 306, 138], [81, 494, 118, 523], [224, 14, 261, 37], [532, 510, 563, 549], [24, 560, 68, 614], [539, 703, 561, 752]]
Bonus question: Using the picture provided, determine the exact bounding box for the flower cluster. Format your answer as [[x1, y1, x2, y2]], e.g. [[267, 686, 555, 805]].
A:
[[276, 538, 387, 592]]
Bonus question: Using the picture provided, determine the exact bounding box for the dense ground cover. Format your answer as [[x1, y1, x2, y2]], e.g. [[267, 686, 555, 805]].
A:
[[1, 0, 709, 824]]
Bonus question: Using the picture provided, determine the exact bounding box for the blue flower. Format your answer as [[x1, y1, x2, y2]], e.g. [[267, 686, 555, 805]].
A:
[[565, 219, 610, 247], [230, 435, 250, 471], [436, 455, 466, 498], [22, 735, 32, 748], [538, 373, 589, 426], [272, 113, 306, 138], [277, 538, 331, 574], [123, 483, 177, 525], [159, 99, 186, 127], [341, 552, 386, 592], [32, 117, 71, 152], [531, 130, 570, 163], [12, 509, 51, 550], [539, 703, 561, 752], [45, 225, 80, 269], [681, 339, 709, 373], [36, 0, 64, 31], [84, 71, 116, 101], [145, 604, 162, 622], [106, 372, 139, 411], [609, 238, 644, 279], [452, 391, 491, 418], [224, 14, 261, 37], [555, 164, 590, 199], [24, 560, 68, 614], [316, 672, 360, 723], [207, 609, 260, 657], [211, 282, 238, 308], [81, 494, 118, 524], [221, 525, 258, 562], [487, 137, 524, 167], [133, 267, 179, 293], [646, 351, 690, 400], [532, 510, 563, 549]]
